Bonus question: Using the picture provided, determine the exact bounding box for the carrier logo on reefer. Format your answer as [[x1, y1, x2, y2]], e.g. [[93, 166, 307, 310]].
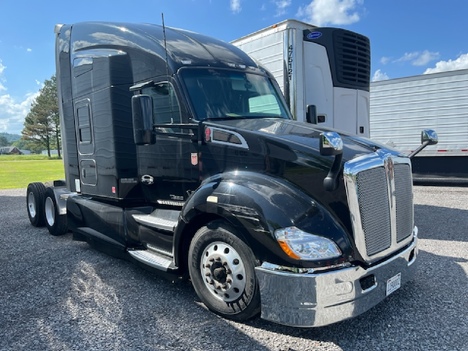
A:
[[307, 31, 322, 40]]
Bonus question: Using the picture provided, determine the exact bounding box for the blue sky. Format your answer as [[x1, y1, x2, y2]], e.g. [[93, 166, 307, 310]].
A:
[[1, 0, 467, 135]]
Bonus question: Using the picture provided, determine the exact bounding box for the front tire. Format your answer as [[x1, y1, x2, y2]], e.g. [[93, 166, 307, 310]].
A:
[[44, 187, 68, 236], [188, 220, 261, 321], [26, 182, 47, 227]]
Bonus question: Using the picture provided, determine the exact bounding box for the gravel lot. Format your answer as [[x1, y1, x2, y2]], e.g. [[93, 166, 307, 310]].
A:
[[1, 186, 467, 351]]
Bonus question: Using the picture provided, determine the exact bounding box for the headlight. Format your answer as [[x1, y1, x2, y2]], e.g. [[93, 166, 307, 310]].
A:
[[274, 226, 342, 260]]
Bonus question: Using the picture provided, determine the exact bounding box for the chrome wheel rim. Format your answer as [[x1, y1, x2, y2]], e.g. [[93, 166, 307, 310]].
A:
[[200, 241, 246, 302], [44, 197, 55, 227], [27, 192, 37, 218]]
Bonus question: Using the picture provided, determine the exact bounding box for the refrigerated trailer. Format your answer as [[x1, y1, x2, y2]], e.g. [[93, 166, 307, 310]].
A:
[[370, 69, 468, 182], [232, 19, 371, 137]]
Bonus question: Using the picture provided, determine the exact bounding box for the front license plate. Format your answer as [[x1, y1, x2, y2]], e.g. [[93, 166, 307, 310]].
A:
[[386, 273, 401, 296]]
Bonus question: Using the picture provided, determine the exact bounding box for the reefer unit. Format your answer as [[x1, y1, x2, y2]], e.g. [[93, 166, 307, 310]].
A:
[[232, 19, 371, 137]]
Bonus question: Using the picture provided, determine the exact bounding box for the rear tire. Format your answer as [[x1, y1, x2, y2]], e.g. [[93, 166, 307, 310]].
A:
[[44, 187, 68, 236], [188, 220, 261, 322], [26, 182, 47, 227]]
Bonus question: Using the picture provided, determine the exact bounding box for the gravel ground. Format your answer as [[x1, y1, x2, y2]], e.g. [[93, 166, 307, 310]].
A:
[[0, 186, 467, 351]]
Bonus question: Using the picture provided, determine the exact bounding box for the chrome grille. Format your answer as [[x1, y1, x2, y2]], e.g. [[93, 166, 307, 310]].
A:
[[356, 167, 391, 256], [395, 164, 413, 242], [344, 152, 415, 263]]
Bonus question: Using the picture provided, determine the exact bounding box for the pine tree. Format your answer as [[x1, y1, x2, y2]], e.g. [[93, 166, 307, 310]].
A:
[[21, 76, 61, 157]]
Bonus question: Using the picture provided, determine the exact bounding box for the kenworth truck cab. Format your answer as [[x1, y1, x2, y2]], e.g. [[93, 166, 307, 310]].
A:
[[26, 22, 437, 327]]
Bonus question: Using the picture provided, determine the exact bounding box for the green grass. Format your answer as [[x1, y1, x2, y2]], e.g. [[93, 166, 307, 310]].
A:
[[0, 155, 65, 189]]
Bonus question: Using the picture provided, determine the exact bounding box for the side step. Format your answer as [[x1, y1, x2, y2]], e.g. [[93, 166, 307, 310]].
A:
[[128, 248, 176, 272], [133, 209, 180, 232]]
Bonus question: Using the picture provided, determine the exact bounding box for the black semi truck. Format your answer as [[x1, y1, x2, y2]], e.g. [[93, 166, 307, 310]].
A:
[[26, 21, 437, 327]]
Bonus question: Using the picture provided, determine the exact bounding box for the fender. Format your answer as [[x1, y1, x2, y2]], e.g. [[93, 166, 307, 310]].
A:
[[175, 171, 351, 268], [48, 185, 71, 215]]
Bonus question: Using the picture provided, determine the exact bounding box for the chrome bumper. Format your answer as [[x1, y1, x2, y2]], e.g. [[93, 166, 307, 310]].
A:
[[255, 229, 418, 327]]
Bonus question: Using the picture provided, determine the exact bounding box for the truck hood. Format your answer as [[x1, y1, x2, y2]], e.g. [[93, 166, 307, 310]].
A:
[[205, 117, 401, 163], [201, 117, 408, 264]]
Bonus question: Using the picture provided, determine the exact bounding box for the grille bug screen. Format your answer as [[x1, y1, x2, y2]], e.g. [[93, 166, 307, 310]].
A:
[[356, 167, 391, 256]]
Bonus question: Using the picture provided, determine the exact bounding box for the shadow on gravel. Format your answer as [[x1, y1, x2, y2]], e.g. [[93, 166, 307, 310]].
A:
[[1, 194, 271, 351], [2, 193, 467, 351], [415, 203, 468, 242]]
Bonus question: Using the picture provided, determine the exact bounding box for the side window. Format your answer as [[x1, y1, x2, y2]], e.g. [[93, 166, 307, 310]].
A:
[[143, 82, 181, 124]]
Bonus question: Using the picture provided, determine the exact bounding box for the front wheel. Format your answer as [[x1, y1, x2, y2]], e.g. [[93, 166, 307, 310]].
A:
[[44, 187, 68, 236], [188, 220, 261, 322]]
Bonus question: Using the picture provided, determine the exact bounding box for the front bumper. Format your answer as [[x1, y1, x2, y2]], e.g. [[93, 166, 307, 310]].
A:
[[255, 231, 418, 327]]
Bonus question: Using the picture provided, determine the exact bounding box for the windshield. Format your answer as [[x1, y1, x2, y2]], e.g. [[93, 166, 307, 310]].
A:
[[180, 68, 291, 121]]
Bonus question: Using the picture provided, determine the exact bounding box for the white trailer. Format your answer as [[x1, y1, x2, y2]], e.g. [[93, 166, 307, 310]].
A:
[[232, 19, 371, 137], [370, 69, 468, 181]]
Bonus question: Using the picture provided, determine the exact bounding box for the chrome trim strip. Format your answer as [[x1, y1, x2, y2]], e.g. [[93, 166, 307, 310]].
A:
[[207, 127, 249, 149], [157, 199, 185, 207]]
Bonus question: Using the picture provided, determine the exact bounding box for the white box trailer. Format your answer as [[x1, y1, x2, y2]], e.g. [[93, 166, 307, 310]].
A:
[[370, 69, 468, 181], [232, 19, 371, 137]]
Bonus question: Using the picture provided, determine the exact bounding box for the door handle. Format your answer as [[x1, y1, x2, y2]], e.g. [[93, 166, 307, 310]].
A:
[[141, 175, 154, 185]]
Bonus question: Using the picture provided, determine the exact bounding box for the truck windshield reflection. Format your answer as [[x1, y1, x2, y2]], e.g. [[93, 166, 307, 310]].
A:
[[181, 68, 291, 120]]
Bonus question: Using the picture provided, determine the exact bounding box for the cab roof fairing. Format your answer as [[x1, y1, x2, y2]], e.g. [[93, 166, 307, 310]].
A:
[[65, 21, 260, 75]]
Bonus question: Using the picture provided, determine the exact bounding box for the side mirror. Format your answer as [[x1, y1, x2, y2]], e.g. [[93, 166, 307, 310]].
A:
[[320, 132, 343, 191], [320, 132, 343, 156], [408, 129, 438, 159], [306, 104, 317, 124], [132, 94, 155, 145], [421, 129, 438, 146]]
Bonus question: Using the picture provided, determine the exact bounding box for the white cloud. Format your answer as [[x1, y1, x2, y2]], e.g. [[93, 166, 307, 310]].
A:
[[394, 52, 419, 63], [0, 92, 38, 134], [412, 50, 440, 66], [0, 60, 7, 92], [372, 69, 390, 82], [380, 56, 391, 65], [230, 0, 242, 14], [27, 48, 32, 53], [394, 50, 440, 66], [274, 0, 292, 16], [297, 0, 364, 26], [424, 53, 468, 74], [0, 59, 39, 134]]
